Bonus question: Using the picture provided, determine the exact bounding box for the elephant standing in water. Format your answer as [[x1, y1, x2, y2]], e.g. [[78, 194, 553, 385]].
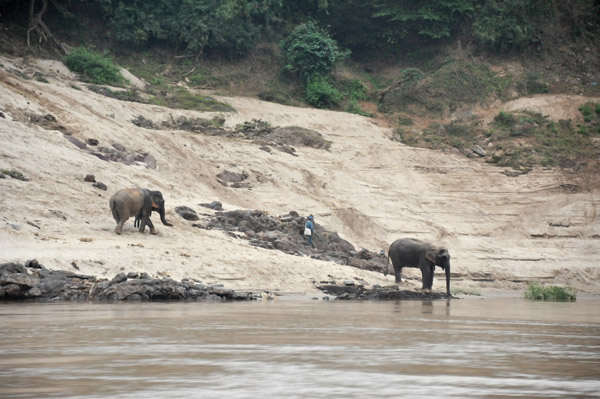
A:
[[109, 188, 172, 235], [384, 238, 451, 296]]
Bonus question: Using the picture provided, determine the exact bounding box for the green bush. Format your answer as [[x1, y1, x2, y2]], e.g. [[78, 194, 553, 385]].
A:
[[524, 281, 576, 301], [473, 0, 550, 51], [97, 0, 276, 58], [579, 102, 596, 122], [281, 21, 347, 82], [305, 75, 342, 108], [340, 78, 367, 102], [493, 111, 516, 128], [345, 100, 370, 117], [63, 47, 124, 86]]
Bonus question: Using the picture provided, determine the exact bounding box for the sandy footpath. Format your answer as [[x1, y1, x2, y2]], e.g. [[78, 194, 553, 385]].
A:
[[1, 55, 599, 296]]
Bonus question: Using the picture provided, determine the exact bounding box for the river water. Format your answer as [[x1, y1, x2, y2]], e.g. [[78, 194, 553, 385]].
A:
[[1, 297, 599, 398]]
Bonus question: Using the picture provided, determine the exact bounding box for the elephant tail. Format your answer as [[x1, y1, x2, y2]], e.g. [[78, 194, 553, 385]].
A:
[[384, 253, 390, 276], [109, 198, 120, 220]]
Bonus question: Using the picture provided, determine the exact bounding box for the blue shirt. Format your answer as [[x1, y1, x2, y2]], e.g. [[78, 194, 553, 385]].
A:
[[305, 220, 314, 231]]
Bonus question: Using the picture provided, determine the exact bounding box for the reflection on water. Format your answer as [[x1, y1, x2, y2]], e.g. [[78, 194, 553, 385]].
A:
[[1, 297, 599, 398]]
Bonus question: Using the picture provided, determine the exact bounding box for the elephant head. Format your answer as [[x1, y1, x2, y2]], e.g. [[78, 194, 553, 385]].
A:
[[426, 248, 451, 296], [149, 190, 173, 226]]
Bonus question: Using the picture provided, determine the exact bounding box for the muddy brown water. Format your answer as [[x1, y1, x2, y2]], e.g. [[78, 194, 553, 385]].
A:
[[1, 297, 599, 398]]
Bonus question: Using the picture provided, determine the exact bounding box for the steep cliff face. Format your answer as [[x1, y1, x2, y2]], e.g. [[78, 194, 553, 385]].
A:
[[1, 55, 599, 295]]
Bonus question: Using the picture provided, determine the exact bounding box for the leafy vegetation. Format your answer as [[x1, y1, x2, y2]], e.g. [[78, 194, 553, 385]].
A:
[[380, 59, 510, 116], [396, 109, 599, 172], [151, 87, 234, 112], [92, 0, 281, 58], [473, 0, 549, 51], [373, 0, 476, 41], [524, 281, 576, 301], [451, 287, 481, 296], [579, 102, 600, 123], [87, 85, 144, 102], [281, 21, 346, 83], [305, 75, 342, 109], [4, 0, 598, 170], [63, 47, 124, 86]]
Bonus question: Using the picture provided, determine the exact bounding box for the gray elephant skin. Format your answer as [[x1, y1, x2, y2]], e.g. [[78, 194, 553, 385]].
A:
[[384, 238, 451, 296], [109, 188, 172, 235]]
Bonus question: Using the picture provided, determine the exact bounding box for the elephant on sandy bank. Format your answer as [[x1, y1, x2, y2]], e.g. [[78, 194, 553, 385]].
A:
[[384, 238, 451, 296], [109, 188, 172, 235]]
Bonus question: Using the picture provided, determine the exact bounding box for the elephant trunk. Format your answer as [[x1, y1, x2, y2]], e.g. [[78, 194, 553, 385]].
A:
[[445, 263, 451, 297], [158, 205, 172, 226]]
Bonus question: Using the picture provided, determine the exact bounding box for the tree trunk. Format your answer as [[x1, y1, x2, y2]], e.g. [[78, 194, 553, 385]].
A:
[[27, 0, 66, 55]]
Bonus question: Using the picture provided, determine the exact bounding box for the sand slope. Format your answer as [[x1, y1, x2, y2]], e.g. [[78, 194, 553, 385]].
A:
[[1, 55, 599, 295]]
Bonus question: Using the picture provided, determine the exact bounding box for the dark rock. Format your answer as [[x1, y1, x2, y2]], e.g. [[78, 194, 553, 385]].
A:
[[217, 170, 248, 184], [0, 284, 22, 298], [90, 280, 110, 297], [318, 284, 453, 300], [175, 206, 199, 221], [112, 142, 127, 152], [97, 146, 116, 154], [64, 134, 88, 150], [200, 201, 223, 210], [280, 211, 300, 223], [472, 145, 486, 157], [25, 259, 41, 269], [87, 138, 99, 146], [124, 152, 136, 165], [84, 174, 96, 182], [1, 262, 26, 274], [111, 272, 128, 285], [357, 249, 373, 260], [92, 182, 107, 191], [144, 154, 157, 169], [270, 126, 331, 150], [90, 152, 109, 161], [132, 115, 157, 129], [197, 209, 388, 275], [0, 172, 4, 179]]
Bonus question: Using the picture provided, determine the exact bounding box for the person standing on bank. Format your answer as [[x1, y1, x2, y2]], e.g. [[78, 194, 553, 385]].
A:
[[304, 215, 315, 247]]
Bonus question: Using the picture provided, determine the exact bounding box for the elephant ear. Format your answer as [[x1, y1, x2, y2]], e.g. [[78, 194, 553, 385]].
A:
[[425, 252, 436, 263], [150, 191, 163, 208]]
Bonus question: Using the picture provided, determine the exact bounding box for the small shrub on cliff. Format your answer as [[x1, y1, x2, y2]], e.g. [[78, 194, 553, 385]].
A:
[[493, 111, 516, 128], [579, 102, 598, 122], [63, 47, 124, 86], [305, 75, 342, 108]]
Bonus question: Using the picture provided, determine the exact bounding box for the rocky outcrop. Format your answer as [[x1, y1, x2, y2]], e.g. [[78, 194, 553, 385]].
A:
[[317, 284, 452, 300], [193, 209, 389, 274], [0, 261, 255, 302], [175, 206, 200, 221]]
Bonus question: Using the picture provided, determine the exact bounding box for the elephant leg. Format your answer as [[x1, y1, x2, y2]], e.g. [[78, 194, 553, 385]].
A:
[[428, 265, 435, 289], [115, 218, 126, 235], [394, 266, 403, 284], [421, 267, 432, 291], [138, 216, 147, 233], [145, 217, 158, 234]]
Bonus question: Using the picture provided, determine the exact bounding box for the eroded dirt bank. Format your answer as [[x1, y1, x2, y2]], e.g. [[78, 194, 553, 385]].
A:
[[1, 55, 599, 297]]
